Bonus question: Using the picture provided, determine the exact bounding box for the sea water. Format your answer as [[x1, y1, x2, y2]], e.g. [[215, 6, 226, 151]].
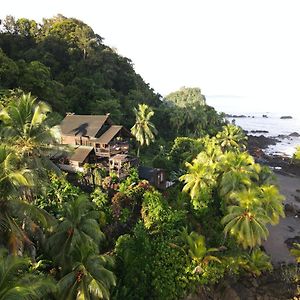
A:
[[206, 96, 300, 157], [227, 113, 300, 157]]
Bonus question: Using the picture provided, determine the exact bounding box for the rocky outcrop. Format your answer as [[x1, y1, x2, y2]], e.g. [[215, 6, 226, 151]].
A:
[[280, 116, 293, 119], [250, 130, 269, 134], [185, 272, 299, 299], [289, 132, 300, 137]]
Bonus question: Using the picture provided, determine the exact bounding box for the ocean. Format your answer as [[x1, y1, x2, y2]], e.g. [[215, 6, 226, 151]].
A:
[[206, 96, 300, 157]]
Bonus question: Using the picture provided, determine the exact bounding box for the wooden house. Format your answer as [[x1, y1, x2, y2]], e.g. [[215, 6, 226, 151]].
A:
[[60, 114, 133, 158], [138, 166, 167, 190]]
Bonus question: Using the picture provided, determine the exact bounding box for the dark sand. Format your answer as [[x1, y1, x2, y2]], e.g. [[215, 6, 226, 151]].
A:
[[263, 173, 300, 265]]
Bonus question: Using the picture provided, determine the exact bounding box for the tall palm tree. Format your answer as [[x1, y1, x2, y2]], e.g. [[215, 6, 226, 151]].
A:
[[259, 185, 285, 225], [0, 248, 55, 299], [219, 151, 260, 198], [216, 124, 247, 152], [131, 104, 157, 157], [0, 145, 52, 255], [47, 195, 104, 268], [221, 188, 272, 250], [0, 92, 61, 180], [57, 245, 116, 300], [180, 140, 221, 210]]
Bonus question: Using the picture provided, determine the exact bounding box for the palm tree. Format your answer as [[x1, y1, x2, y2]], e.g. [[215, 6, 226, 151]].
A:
[[57, 245, 116, 300], [0, 92, 61, 180], [221, 203, 271, 249], [179, 228, 221, 273], [242, 248, 272, 276], [0, 145, 52, 255], [179, 140, 221, 210], [131, 104, 157, 156], [75, 25, 97, 60], [219, 151, 260, 198], [47, 195, 104, 268], [0, 145, 31, 194], [0, 248, 55, 299], [216, 124, 247, 152], [259, 185, 285, 225]]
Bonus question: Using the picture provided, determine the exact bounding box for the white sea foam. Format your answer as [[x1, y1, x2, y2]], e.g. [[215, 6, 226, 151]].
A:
[[227, 113, 300, 157], [206, 95, 300, 157]]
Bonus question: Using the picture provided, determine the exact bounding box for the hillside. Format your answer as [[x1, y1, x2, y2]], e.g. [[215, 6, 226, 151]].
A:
[[0, 15, 161, 127]]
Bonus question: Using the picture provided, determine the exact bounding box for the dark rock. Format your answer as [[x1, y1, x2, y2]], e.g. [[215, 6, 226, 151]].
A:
[[225, 114, 247, 118], [277, 134, 289, 139], [247, 135, 279, 153], [262, 114, 268, 118], [289, 132, 300, 137], [222, 287, 240, 300], [280, 116, 292, 119], [250, 130, 269, 134], [284, 203, 296, 214]]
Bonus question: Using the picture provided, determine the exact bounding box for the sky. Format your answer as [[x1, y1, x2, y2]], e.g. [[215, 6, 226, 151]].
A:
[[1, 0, 300, 114]]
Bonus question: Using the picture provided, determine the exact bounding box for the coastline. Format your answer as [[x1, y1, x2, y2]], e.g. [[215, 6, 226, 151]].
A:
[[263, 172, 300, 265], [247, 134, 300, 265]]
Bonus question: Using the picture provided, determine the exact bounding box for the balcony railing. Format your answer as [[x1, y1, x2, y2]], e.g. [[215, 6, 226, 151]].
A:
[[94, 143, 129, 157]]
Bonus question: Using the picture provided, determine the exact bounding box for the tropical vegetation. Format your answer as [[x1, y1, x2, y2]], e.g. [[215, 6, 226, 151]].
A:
[[0, 14, 291, 300]]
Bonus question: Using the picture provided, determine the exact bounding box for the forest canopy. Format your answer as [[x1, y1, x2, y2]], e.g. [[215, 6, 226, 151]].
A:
[[0, 15, 224, 141]]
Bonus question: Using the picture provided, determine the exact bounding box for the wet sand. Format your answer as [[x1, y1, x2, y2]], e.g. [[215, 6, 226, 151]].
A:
[[263, 173, 300, 265]]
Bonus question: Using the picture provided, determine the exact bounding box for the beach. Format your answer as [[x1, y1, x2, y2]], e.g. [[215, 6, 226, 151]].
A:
[[246, 133, 300, 265], [263, 172, 300, 265]]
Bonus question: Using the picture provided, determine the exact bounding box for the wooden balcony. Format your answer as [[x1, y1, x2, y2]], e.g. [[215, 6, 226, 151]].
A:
[[94, 142, 129, 157]]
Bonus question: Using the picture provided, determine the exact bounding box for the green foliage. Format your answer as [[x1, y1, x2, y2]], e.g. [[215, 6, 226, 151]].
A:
[[0, 14, 286, 299], [243, 248, 272, 276], [180, 138, 221, 211], [216, 124, 247, 151], [221, 185, 284, 249], [0, 248, 55, 300], [180, 132, 285, 249], [131, 103, 157, 156], [169, 137, 204, 169], [114, 223, 188, 300], [0, 49, 19, 88], [91, 187, 109, 210], [218, 151, 260, 198], [293, 146, 300, 161], [57, 245, 116, 300], [118, 167, 139, 193], [114, 224, 152, 300], [47, 195, 105, 268], [0, 144, 54, 255], [0, 15, 161, 123], [291, 243, 300, 263], [141, 190, 168, 229], [179, 228, 221, 267], [0, 92, 61, 184], [34, 172, 80, 217], [149, 236, 188, 300], [164, 87, 206, 107]]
